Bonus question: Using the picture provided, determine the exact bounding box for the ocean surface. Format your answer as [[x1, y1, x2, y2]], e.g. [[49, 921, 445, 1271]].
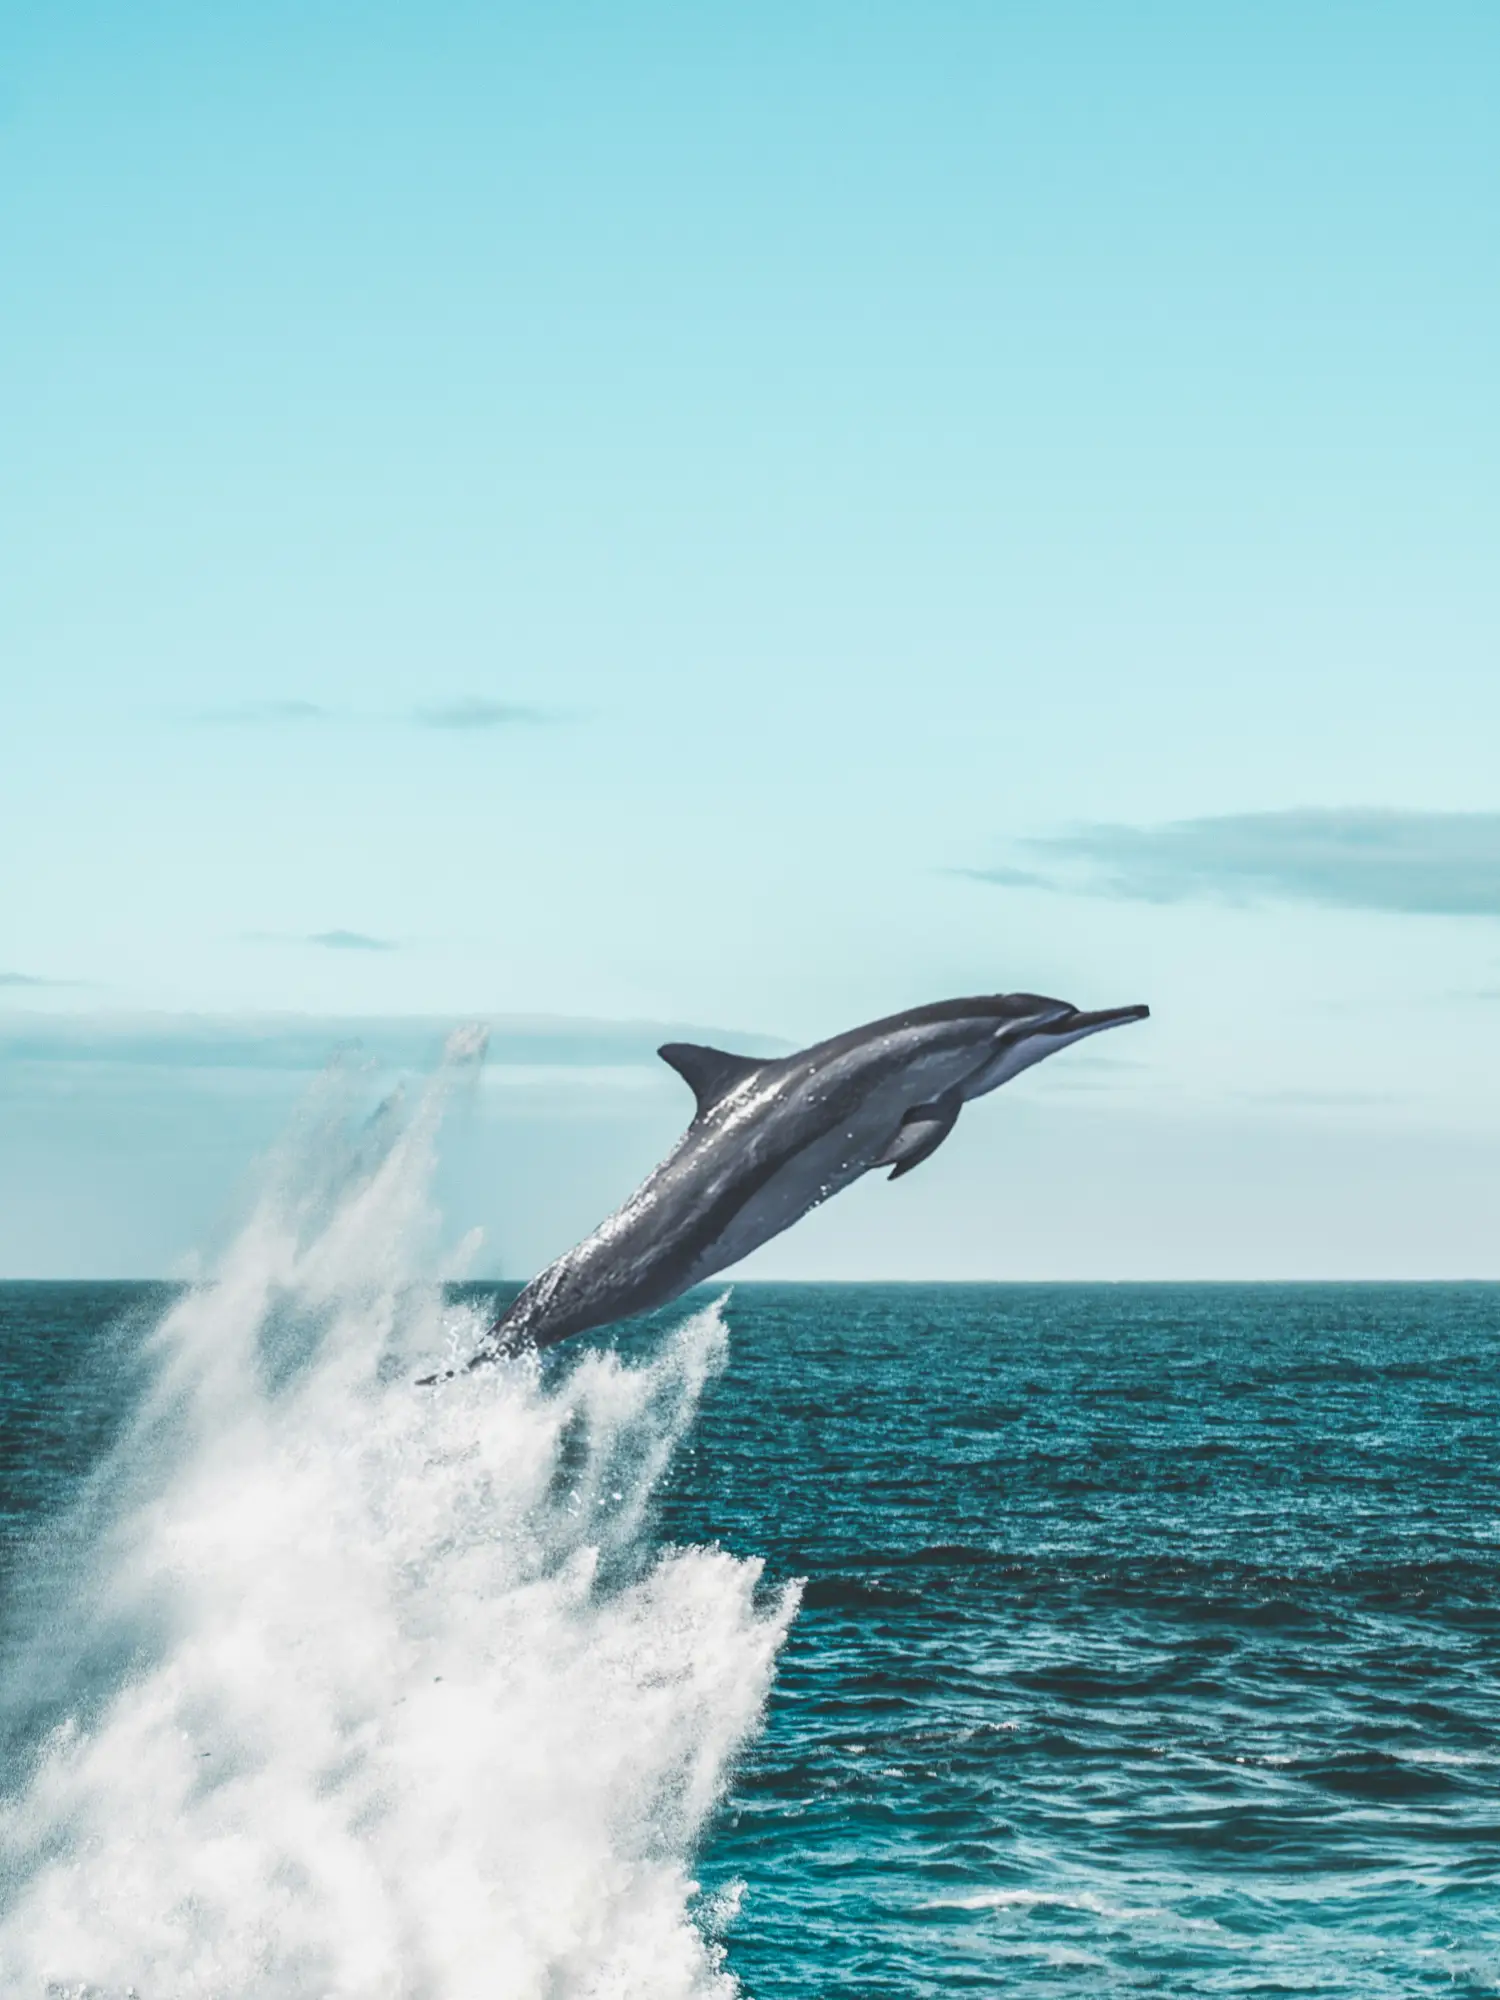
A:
[[0, 1085, 1495, 1995]]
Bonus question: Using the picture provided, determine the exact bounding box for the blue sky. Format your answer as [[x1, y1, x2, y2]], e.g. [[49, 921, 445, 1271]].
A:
[[3, 1, 1498, 1277]]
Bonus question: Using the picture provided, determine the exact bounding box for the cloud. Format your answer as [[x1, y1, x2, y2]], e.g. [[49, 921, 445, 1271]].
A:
[[412, 697, 552, 730], [0, 972, 66, 988], [1242, 1087, 1396, 1107], [245, 929, 400, 952], [957, 863, 1048, 891], [306, 930, 397, 952], [965, 810, 1500, 917], [195, 700, 329, 724], [182, 697, 557, 732], [0, 1012, 785, 1073]]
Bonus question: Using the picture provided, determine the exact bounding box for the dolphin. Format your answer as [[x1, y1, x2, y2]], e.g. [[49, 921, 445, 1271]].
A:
[[456, 991, 1148, 1366]]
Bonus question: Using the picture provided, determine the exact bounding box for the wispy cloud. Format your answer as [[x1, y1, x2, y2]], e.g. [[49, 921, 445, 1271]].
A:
[[307, 930, 397, 952], [0, 971, 81, 989], [958, 864, 1045, 891], [185, 696, 556, 730], [0, 1013, 785, 1073], [412, 697, 552, 730], [194, 700, 329, 725], [964, 810, 1500, 918], [1243, 1086, 1397, 1107], [245, 930, 400, 952]]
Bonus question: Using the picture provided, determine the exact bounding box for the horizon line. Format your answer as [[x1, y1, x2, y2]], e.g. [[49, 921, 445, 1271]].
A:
[[5, 1276, 1498, 1290]]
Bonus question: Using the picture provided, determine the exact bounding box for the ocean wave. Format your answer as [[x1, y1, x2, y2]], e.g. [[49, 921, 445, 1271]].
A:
[[0, 1047, 796, 1998]]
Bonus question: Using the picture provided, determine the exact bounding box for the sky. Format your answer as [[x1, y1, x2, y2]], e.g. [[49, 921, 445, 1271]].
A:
[[2, 0, 1498, 1278]]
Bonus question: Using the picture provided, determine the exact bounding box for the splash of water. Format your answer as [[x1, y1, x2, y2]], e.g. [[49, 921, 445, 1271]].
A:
[[0, 1042, 796, 1998]]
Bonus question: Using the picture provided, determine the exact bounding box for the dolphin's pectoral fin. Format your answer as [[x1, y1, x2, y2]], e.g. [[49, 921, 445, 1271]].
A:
[[658, 1042, 764, 1118], [877, 1089, 963, 1181]]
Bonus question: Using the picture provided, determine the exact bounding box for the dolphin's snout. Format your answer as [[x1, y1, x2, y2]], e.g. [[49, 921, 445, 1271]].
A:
[[1057, 1003, 1150, 1035], [992, 997, 1148, 1046]]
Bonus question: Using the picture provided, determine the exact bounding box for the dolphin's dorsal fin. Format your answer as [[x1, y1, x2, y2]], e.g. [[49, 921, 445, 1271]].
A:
[[658, 1042, 762, 1117]]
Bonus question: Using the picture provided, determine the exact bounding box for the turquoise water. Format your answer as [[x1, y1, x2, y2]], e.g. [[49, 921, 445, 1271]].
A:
[[1, 1276, 1496, 1995], [666, 1283, 1500, 1995]]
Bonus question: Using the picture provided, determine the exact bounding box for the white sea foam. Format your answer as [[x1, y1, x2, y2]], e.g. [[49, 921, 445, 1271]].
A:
[[0, 1042, 796, 1998]]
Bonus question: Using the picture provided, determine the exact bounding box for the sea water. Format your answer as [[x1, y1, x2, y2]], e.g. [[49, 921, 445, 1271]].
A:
[[667, 1283, 1500, 1996], [0, 1072, 1497, 1995]]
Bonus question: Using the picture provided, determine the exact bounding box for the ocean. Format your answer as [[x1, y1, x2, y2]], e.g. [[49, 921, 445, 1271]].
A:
[[0, 1071, 1495, 1995]]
